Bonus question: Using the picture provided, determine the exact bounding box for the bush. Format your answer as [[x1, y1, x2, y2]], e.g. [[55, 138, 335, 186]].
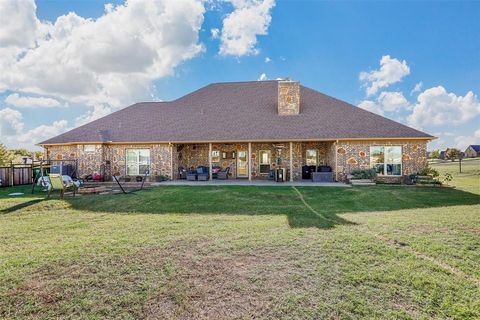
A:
[[350, 168, 377, 180], [418, 179, 442, 185], [155, 175, 169, 182], [419, 164, 439, 178]]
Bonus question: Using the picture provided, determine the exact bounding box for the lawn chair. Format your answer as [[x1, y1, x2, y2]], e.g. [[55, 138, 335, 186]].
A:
[[47, 174, 77, 198], [217, 167, 230, 180]]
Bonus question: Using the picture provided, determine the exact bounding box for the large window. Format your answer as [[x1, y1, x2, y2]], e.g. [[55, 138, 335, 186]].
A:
[[306, 149, 318, 166], [126, 149, 150, 175], [370, 146, 402, 176], [259, 150, 271, 174]]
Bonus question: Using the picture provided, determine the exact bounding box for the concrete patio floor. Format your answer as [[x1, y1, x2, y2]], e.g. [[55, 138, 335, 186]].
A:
[[153, 180, 350, 187]]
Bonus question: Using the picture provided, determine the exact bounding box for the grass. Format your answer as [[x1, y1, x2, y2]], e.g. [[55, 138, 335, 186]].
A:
[[0, 163, 479, 319], [430, 158, 480, 194]]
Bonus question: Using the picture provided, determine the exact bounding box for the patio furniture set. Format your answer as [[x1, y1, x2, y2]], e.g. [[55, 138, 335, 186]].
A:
[[180, 166, 230, 181]]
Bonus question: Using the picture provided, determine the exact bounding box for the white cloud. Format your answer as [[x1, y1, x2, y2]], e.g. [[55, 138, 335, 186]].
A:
[[359, 55, 410, 96], [75, 104, 112, 127], [407, 86, 480, 128], [265, 56, 271, 63], [258, 73, 268, 81], [0, 0, 206, 116], [0, 108, 24, 136], [210, 27, 220, 39], [0, 0, 49, 48], [357, 100, 384, 116], [377, 91, 410, 112], [410, 81, 423, 95], [219, 0, 275, 56], [358, 91, 410, 115], [17, 120, 69, 145], [0, 107, 69, 149], [454, 129, 480, 151], [5, 93, 62, 108]]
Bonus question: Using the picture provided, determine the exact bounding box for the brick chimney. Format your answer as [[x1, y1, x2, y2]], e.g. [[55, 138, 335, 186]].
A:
[[278, 79, 300, 115]]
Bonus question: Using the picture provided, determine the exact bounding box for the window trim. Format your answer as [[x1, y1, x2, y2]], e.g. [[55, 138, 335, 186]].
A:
[[305, 149, 318, 166], [258, 150, 271, 175], [370, 146, 402, 176], [126, 148, 151, 176]]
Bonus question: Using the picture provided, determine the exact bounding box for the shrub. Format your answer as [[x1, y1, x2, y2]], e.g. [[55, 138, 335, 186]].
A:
[[350, 168, 377, 180], [419, 164, 439, 178], [155, 175, 169, 182], [418, 179, 442, 185], [443, 173, 453, 185]]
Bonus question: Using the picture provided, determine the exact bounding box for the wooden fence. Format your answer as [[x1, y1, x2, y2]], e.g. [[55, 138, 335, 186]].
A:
[[0, 165, 33, 187], [0, 160, 78, 187]]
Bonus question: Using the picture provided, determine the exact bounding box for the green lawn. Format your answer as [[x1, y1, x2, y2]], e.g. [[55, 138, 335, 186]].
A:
[[1, 167, 479, 318], [430, 158, 480, 194]]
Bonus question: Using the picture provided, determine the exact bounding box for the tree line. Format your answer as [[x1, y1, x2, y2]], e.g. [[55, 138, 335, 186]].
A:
[[0, 143, 44, 166]]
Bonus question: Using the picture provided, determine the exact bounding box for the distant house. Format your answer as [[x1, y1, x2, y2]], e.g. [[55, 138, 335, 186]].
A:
[[439, 151, 446, 160], [464, 145, 480, 158], [40, 80, 433, 182]]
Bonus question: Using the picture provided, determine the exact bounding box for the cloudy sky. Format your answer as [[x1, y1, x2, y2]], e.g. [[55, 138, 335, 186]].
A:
[[0, 0, 479, 151]]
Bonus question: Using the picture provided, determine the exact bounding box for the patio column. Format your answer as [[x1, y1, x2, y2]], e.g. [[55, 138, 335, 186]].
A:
[[209, 143, 213, 180], [170, 143, 174, 180], [289, 141, 293, 182], [248, 142, 252, 181], [334, 140, 338, 182]]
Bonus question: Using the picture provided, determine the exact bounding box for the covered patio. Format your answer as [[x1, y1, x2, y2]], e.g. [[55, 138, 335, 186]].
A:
[[172, 141, 337, 182]]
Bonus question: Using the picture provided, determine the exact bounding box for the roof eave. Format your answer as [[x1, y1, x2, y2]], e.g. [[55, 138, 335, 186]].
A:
[[38, 136, 435, 147]]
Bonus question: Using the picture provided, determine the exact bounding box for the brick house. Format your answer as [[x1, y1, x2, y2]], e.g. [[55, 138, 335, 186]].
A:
[[39, 80, 433, 182]]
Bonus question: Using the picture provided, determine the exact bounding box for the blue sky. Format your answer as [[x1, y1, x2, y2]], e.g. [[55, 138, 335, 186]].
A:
[[0, 0, 479, 151]]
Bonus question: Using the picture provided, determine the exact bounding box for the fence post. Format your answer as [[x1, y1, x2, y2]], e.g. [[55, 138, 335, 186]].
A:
[[10, 161, 14, 187]]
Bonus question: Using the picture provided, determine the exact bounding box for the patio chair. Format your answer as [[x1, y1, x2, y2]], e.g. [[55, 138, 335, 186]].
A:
[[47, 173, 77, 198], [212, 166, 221, 179], [197, 166, 209, 181], [186, 167, 197, 181], [217, 167, 230, 180]]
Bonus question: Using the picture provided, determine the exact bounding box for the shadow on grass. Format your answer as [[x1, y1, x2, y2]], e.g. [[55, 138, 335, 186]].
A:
[[0, 199, 45, 214], [62, 185, 480, 229]]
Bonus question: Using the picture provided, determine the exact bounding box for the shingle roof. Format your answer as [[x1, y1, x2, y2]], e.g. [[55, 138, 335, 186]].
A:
[[40, 80, 433, 145]]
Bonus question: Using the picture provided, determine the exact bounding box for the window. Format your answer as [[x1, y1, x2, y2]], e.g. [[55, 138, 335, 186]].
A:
[[370, 146, 402, 176], [211, 150, 220, 162], [126, 149, 150, 175], [306, 149, 318, 166], [259, 150, 271, 174], [83, 145, 95, 152]]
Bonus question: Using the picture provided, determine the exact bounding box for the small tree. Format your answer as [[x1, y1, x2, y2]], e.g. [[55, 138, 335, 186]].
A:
[[34, 151, 44, 160], [0, 143, 14, 165], [443, 173, 453, 186], [10, 148, 31, 157], [429, 150, 440, 159], [445, 148, 460, 162]]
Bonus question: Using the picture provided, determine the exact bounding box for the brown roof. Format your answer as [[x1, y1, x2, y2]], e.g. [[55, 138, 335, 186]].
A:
[[40, 80, 433, 145]]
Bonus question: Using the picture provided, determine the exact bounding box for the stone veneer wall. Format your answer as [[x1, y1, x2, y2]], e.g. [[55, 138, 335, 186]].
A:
[[278, 81, 300, 115], [250, 143, 291, 179], [46, 144, 173, 180], [46, 140, 427, 183], [334, 140, 428, 182]]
